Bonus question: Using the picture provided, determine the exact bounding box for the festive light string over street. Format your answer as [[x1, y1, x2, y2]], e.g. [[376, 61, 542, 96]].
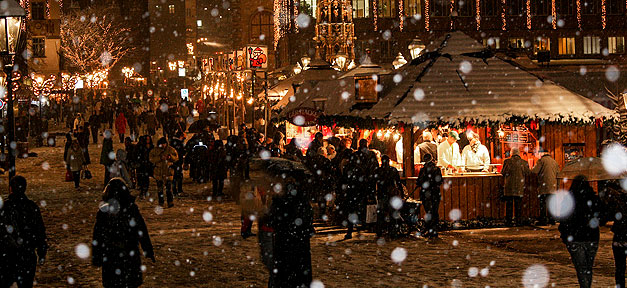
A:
[[476, 0, 481, 30], [551, 0, 557, 29], [31, 74, 56, 97], [576, 0, 582, 29], [425, 0, 430, 31], [601, 0, 607, 29], [526, 0, 531, 29]]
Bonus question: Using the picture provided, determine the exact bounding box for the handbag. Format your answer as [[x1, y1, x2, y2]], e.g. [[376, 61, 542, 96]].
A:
[[366, 204, 378, 224], [83, 169, 93, 180], [65, 170, 73, 182]]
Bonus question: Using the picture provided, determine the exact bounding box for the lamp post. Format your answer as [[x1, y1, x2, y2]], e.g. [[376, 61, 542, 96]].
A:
[[408, 38, 426, 60], [334, 53, 348, 71], [392, 53, 408, 69], [1, 0, 26, 179]]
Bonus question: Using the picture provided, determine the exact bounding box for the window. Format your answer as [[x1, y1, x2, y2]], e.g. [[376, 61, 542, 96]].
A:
[[378, 0, 396, 17], [355, 76, 379, 103], [534, 37, 550, 54], [197, 20, 202, 27], [533, 0, 550, 15], [481, 0, 499, 16], [353, 0, 370, 18], [380, 41, 394, 58], [582, 0, 597, 14], [607, 0, 625, 14], [434, 0, 451, 16], [32, 37, 45, 58], [508, 0, 525, 15], [458, 0, 474, 16], [608, 37, 625, 54], [483, 37, 500, 49], [31, 2, 45, 20], [168, 4, 175, 14], [250, 12, 273, 44], [508, 38, 525, 49], [558, 0, 574, 15], [583, 36, 601, 54], [155, 5, 162, 11], [300, 0, 316, 17], [558, 37, 575, 55], [405, 0, 422, 16]]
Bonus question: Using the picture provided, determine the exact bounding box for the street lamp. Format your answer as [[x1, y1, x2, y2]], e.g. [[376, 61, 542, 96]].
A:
[[392, 52, 408, 69], [408, 38, 426, 59], [122, 66, 134, 84], [334, 53, 348, 71], [0, 0, 26, 179], [300, 54, 311, 69]]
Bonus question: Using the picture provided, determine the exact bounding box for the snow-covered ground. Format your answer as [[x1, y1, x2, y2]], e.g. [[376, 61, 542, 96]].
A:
[[0, 134, 620, 287]]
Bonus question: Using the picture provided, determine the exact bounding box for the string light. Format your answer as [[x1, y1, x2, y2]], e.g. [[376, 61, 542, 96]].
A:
[[576, 0, 582, 29], [551, 0, 556, 29], [294, 1, 299, 32], [501, 0, 507, 30], [450, 0, 454, 29], [526, 0, 531, 29], [425, 0, 430, 31], [601, 0, 606, 29], [399, 0, 404, 31], [476, 0, 481, 30], [274, 0, 281, 49], [373, 0, 378, 31], [46, 0, 50, 19]]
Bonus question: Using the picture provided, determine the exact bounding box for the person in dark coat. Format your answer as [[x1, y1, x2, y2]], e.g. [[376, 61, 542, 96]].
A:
[[1, 176, 48, 288], [374, 155, 403, 237], [283, 138, 303, 162], [306, 132, 324, 159], [532, 150, 560, 225], [135, 136, 154, 199], [501, 148, 531, 226], [0, 202, 17, 288], [100, 130, 115, 186], [169, 131, 186, 196], [92, 178, 155, 288], [416, 130, 438, 163], [63, 133, 73, 170], [307, 147, 334, 219], [89, 113, 100, 144], [268, 177, 314, 288], [417, 153, 443, 238], [77, 126, 91, 165], [558, 175, 604, 288], [611, 186, 627, 288], [211, 140, 228, 198]]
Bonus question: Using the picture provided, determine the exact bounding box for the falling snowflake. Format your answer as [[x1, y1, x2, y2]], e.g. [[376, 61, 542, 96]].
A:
[[100, 51, 113, 67], [202, 211, 213, 223], [75, 243, 90, 259], [522, 264, 549, 288], [448, 209, 462, 221], [391, 247, 407, 264]]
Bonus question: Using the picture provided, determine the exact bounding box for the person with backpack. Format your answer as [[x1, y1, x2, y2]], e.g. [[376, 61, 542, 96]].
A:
[[92, 178, 154, 288], [1, 176, 48, 288]]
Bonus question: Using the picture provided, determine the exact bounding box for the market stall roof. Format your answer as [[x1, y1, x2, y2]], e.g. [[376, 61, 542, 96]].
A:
[[339, 56, 393, 79], [359, 31, 618, 125], [269, 60, 341, 110]]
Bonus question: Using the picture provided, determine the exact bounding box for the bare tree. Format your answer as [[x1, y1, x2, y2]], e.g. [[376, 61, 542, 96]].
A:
[[60, 6, 134, 73]]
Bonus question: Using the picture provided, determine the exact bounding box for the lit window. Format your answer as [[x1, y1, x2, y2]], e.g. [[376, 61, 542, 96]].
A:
[[508, 38, 525, 49], [250, 12, 273, 44], [558, 37, 575, 55], [32, 37, 45, 58], [483, 37, 500, 49], [583, 36, 601, 54], [353, 0, 370, 18], [608, 37, 625, 54], [378, 0, 396, 17], [169, 5, 175, 14], [155, 5, 161, 11], [534, 37, 550, 54], [197, 20, 202, 27], [405, 0, 421, 16], [299, 0, 316, 17]]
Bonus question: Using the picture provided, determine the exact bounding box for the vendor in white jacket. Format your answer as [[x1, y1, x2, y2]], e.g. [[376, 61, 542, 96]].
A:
[[437, 131, 462, 170], [461, 131, 491, 171]]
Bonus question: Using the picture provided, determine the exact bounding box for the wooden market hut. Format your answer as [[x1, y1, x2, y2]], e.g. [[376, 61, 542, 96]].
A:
[[353, 32, 618, 221], [290, 31, 618, 221]]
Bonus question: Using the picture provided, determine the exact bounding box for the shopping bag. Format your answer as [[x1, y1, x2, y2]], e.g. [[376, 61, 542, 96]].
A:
[[366, 204, 378, 223], [65, 170, 73, 182]]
